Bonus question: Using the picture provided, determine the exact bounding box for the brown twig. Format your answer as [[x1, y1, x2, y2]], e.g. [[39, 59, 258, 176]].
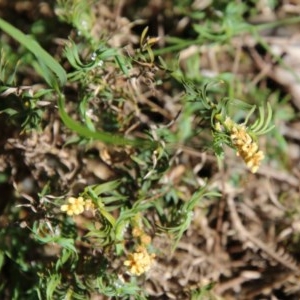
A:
[[227, 191, 299, 273]]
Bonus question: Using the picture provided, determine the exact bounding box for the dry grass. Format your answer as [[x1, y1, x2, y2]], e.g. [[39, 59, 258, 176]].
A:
[[1, 1, 300, 299]]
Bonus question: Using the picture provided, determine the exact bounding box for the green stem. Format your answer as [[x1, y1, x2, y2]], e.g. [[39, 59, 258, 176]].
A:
[[57, 92, 157, 149]]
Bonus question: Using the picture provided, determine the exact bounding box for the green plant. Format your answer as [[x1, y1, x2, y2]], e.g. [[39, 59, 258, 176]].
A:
[[1, 1, 296, 299]]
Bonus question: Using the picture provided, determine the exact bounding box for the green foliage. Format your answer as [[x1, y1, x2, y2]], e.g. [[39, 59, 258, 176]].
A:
[[190, 282, 217, 300], [160, 187, 221, 250], [57, 92, 158, 149], [56, 0, 95, 43], [0, 18, 67, 88], [1, 1, 295, 299]]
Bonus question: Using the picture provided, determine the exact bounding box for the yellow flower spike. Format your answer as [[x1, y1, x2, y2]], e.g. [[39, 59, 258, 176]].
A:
[[229, 123, 265, 173]]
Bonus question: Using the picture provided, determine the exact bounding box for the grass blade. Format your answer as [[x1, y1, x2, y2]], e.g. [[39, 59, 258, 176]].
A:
[[57, 92, 157, 149], [0, 18, 67, 87]]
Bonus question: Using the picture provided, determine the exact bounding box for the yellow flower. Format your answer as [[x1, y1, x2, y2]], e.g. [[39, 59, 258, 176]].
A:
[[60, 196, 86, 216], [124, 246, 156, 276], [230, 124, 264, 173], [224, 116, 234, 129], [132, 227, 142, 237], [244, 150, 264, 173], [140, 234, 151, 245], [230, 125, 252, 147], [214, 121, 222, 132], [84, 199, 95, 211]]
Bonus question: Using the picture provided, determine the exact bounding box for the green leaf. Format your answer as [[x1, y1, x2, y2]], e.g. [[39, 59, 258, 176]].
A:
[[57, 92, 157, 148], [0, 108, 19, 116], [98, 206, 116, 226], [46, 274, 61, 300], [87, 180, 120, 196], [0, 18, 67, 87], [115, 55, 130, 76], [56, 238, 77, 253], [0, 250, 5, 270]]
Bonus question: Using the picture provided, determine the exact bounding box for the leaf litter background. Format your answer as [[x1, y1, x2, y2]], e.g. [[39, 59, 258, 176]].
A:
[[1, 0, 300, 299]]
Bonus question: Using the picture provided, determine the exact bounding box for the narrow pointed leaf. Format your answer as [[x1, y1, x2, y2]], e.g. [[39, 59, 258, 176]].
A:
[[0, 18, 67, 87]]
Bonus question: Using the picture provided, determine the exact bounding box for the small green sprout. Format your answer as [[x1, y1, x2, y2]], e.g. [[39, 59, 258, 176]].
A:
[[138, 26, 160, 64]]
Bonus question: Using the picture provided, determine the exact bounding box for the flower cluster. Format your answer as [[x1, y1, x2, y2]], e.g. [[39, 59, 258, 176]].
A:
[[132, 226, 152, 246], [124, 245, 156, 276], [230, 124, 265, 173], [215, 116, 265, 173], [124, 214, 155, 276], [60, 196, 95, 216]]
